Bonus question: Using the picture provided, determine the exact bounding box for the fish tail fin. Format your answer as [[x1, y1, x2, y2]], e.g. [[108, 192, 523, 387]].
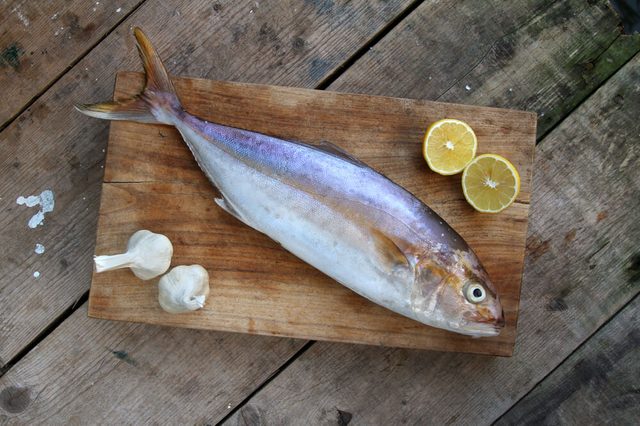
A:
[[75, 27, 182, 125]]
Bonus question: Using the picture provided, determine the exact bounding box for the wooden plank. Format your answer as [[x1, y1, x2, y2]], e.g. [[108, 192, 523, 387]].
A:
[[331, 0, 640, 138], [0, 305, 304, 424], [0, 0, 143, 127], [223, 53, 640, 425], [496, 297, 640, 425], [0, 0, 416, 366], [88, 72, 535, 355]]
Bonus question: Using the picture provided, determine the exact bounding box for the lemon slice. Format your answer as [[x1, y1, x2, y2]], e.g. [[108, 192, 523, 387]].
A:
[[462, 154, 520, 213], [423, 119, 477, 175]]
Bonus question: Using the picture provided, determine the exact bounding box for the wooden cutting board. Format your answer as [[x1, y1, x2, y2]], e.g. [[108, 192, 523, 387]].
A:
[[88, 71, 536, 356]]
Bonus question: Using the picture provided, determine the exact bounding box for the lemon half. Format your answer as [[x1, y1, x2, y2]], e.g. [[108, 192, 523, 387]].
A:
[[462, 154, 520, 213], [423, 119, 477, 175]]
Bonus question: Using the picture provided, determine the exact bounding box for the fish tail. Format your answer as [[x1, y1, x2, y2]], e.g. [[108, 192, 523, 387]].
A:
[[75, 27, 182, 125]]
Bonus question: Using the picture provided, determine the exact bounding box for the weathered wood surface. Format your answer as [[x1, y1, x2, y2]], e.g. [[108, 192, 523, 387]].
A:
[[0, 0, 415, 367], [224, 53, 640, 425], [332, 0, 640, 137], [0, 0, 142, 127], [0, 305, 304, 424], [89, 73, 535, 355], [497, 296, 639, 425], [0, 0, 638, 423], [221, 0, 640, 421]]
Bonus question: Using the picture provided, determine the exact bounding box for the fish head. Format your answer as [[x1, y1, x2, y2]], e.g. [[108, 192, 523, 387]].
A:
[[412, 249, 504, 337]]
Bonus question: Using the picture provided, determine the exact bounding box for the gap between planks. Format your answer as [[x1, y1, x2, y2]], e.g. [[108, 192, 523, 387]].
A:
[[315, 0, 425, 90], [534, 35, 640, 142], [0, 292, 89, 376], [492, 291, 640, 425], [217, 341, 316, 425]]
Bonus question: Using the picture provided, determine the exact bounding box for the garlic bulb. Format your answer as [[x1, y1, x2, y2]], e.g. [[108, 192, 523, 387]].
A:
[[158, 265, 210, 314], [94, 230, 173, 280]]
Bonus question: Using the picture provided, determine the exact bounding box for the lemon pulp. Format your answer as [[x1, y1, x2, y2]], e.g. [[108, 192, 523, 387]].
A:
[[462, 154, 520, 213], [423, 119, 477, 175]]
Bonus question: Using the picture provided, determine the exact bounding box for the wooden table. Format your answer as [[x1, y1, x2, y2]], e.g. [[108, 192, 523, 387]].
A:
[[0, 1, 638, 424]]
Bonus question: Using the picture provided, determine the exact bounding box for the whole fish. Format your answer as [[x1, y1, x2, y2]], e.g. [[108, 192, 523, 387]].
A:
[[78, 29, 504, 337]]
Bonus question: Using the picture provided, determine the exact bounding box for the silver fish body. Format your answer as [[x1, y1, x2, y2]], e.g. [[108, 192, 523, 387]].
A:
[[77, 28, 504, 337]]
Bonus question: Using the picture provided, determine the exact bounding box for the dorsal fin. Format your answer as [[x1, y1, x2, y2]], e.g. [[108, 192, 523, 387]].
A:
[[314, 140, 367, 167]]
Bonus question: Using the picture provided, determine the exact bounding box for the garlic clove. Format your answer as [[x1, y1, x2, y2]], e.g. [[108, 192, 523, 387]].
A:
[[94, 230, 173, 280], [158, 265, 210, 314]]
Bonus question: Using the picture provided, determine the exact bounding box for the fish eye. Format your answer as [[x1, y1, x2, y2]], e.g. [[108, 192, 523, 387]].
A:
[[465, 284, 486, 303]]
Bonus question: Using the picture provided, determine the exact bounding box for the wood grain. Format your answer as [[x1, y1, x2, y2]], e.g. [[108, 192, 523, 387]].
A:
[[331, 0, 640, 138], [0, 0, 142, 127], [88, 72, 536, 355], [223, 52, 640, 425], [497, 296, 639, 425], [0, 0, 415, 367], [0, 305, 304, 424]]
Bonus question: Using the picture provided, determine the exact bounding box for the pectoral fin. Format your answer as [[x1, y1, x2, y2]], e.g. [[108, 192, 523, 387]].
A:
[[370, 228, 412, 271]]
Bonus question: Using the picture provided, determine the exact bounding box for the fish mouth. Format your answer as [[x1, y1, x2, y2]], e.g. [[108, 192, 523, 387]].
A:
[[459, 309, 505, 337], [459, 322, 503, 337]]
